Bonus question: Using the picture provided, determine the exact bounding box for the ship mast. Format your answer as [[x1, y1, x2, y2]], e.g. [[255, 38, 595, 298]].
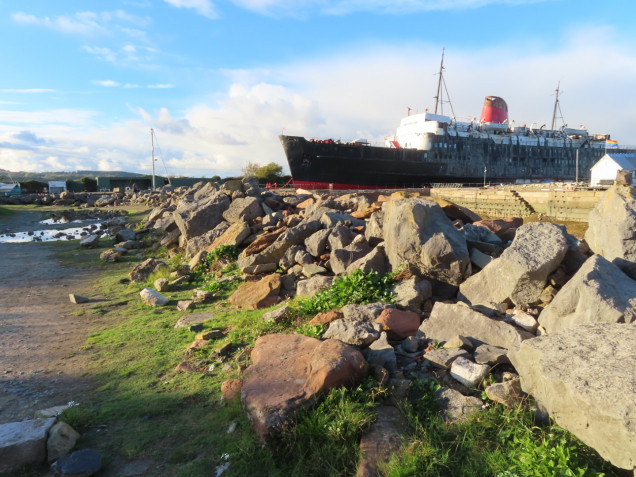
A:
[[432, 48, 456, 118], [551, 81, 564, 130]]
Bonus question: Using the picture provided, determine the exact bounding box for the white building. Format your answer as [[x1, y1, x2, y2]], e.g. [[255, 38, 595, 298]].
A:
[[48, 181, 67, 194], [590, 153, 636, 187]]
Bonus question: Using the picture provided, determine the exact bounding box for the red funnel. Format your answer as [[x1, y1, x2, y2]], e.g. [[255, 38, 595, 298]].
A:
[[480, 96, 508, 124]]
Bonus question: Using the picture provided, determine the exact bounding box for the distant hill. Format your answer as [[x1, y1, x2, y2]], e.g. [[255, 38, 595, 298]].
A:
[[0, 169, 147, 182]]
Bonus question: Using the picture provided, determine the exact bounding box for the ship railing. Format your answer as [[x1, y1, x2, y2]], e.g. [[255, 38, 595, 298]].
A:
[[430, 183, 462, 189]]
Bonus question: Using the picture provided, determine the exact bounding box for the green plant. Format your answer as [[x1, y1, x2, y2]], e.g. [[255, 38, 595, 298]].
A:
[[295, 323, 326, 338], [299, 270, 396, 315]]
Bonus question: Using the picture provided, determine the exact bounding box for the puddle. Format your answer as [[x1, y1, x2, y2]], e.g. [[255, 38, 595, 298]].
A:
[[0, 219, 106, 244]]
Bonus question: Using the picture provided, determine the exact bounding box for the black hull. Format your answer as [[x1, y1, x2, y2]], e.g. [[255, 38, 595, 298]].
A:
[[280, 134, 617, 189]]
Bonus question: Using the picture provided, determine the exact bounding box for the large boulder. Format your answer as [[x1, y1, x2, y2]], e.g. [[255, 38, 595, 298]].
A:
[[538, 254, 636, 334], [417, 302, 533, 351], [222, 197, 264, 224], [173, 192, 230, 241], [585, 183, 636, 279], [241, 334, 368, 440], [129, 258, 166, 283], [206, 221, 251, 253], [0, 418, 56, 472], [330, 240, 372, 275], [382, 198, 470, 287], [508, 322, 636, 470], [458, 223, 568, 308]]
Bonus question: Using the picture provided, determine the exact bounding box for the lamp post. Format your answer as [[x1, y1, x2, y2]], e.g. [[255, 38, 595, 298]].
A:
[[483, 167, 487, 187]]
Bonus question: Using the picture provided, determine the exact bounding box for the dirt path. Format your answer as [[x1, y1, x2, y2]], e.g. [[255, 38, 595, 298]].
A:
[[0, 208, 103, 424]]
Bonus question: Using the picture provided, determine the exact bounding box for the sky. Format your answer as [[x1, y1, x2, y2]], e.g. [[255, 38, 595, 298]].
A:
[[1, 0, 636, 179]]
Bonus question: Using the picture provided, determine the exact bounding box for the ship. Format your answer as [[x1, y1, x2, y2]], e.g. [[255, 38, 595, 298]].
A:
[[279, 54, 628, 190]]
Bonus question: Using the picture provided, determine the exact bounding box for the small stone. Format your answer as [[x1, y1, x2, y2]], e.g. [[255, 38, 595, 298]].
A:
[[174, 313, 214, 328], [485, 378, 525, 407], [509, 311, 539, 333], [68, 294, 90, 304], [309, 310, 343, 326], [187, 339, 209, 350], [188, 323, 204, 332], [401, 336, 420, 353], [154, 278, 170, 292], [47, 421, 80, 462], [262, 305, 291, 323], [176, 300, 195, 312], [195, 329, 224, 340], [442, 335, 472, 350], [450, 357, 491, 388], [139, 288, 168, 306]]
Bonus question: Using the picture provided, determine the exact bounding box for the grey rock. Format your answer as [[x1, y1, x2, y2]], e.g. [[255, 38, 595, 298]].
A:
[[356, 406, 406, 477], [323, 319, 381, 347], [434, 387, 482, 423], [0, 418, 56, 472], [279, 244, 304, 270], [304, 228, 331, 257], [129, 258, 166, 283], [262, 305, 292, 323], [473, 344, 509, 365], [79, 234, 99, 248], [484, 379, 525, 407], [185, 222, 230, 258], [341, 302, 395, 322], [345, 243, 388, 275], [222, 197, 264, 224], [320, 211, 365, 228], [364, 332, 397, 373], [154, 278, 170, 292], [417, 302, 533, 351], [508, 322, 636, 470], [173, 192, 230, 241], [461, 223, 502, 243], [422, 348, 469, 368], [296, 275, 333, 298], [69, 294, 89, 304], [328, 224, 356, 250], [538, 254, 636, 334], [140, 288, 169, 306], [401, 335, 420, 353], [176, 300, 195, 311], [302, 263, 327, 277], [392, 276, 432, 312], [364, 210, 384, 247], [115, 228, 136, 242], [459, 222, 568, 308], [174, 313, 214, 328], [585, 183, 636, 279], [382, 198, 471, 287], [469, 247, 493, 270], [330, 241, 372, 275]]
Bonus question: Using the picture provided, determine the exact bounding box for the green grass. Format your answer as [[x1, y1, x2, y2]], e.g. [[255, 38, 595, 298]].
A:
[[0, 205, 14, 217]]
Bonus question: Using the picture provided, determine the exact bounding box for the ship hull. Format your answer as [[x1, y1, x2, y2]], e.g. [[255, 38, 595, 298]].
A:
[[280, 134, 615, 189]]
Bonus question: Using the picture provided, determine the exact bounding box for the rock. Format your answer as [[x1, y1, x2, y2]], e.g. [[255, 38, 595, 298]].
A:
[[538, 254, 636, 334], [296, 275, 333, 298], [139, 288, 169, 306], [401, 335, 420, 353], [484, 378, 525, 407], [158, 228, 181, 248], [461, 223, 502, 243], [459, 223, 568, 308], [262, 305, 292, 323], [68, 294, 89, 304], [304, 228, 331, 257], [434, 388, 482, 423], [418, 302, 533, 351], [585, 183, 636, 279], [174, 313, 214, 328], [207, 221, 251, 253], [364, 332, 397, 373], [508, 310, 538, 333], [192, 289, 214, 304], [508, 322, 636, 470], [173, 192, 230, 242], [221, 379, 243, 401], [176, 300, 195, 312], [222, 197, 263, 224], [50, 448, 102, 477], [99, 249, 121, 262], [154, 278, 170, 292], [442, 335, 472, 350], [450, 356, 491, 388], [302, 263, 327, 277], [356, 406, 407, 477], [473, 344, 509, 366], [229, 274, 281, 309], [321, 211, 365, 228], [472, 217, 523, 241], [47, 421, 80, 462], [328, 224, 356, 250], [382, 197, 471, 287], [469, 247, 493, 270], [392, 276, 432, 312], [129, 258, 166, 283], [309, 310, 343, 326], [345, 244, 388, 275], [79, 234, 99, 248], [242, 334, 368, 440], [375, 308, 420, 340], [341, 302, 395, 322], [323, 319, 381, 347], [422, 348, 470, 368], [0, 418, 56, 473], [185, 222, 230, 258], [330, 241, 372, 275]]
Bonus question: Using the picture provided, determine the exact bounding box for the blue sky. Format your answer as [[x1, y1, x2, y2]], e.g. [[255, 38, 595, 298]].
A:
[[1, 0, 635, 178]]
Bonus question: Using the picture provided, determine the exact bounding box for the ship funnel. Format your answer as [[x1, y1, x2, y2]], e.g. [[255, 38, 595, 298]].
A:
[[480, 96, 508, 124]]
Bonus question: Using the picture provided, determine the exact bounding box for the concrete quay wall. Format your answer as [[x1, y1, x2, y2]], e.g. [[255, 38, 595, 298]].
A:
[[430, 187, 606, 222]]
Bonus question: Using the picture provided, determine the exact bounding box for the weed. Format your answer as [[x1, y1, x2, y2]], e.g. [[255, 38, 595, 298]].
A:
[[299, 270, 396, 315], [295, 323, 326, 339]]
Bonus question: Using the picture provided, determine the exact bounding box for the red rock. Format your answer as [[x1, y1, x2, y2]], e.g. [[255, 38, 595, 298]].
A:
[[221, 379, 243, 401], [296, 197, 316, 209], [229, 273, 281, 310], [187, 339, 209, 350], [473, 217, 523, 241], [309, 310, 344, 325], [241, 227, 287, 257], [242, 334, 368, 440], [375, 308, 420, 340]]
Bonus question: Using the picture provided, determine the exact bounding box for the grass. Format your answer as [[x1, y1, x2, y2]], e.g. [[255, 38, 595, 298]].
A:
[[3, 209, 620, 477], [0, 205, 14, 217]]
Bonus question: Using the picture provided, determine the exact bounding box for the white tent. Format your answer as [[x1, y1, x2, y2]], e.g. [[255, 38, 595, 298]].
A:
[[590, 153, 636, 187]]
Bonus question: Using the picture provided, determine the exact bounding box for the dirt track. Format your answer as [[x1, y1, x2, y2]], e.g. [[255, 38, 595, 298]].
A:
[[0, 208, 100, 424]]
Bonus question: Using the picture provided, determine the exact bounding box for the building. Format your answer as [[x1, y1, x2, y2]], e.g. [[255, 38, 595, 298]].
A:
[[590, 153, 636, 187], [48, 181, 67, 194], [95, 175, 218, 192], [0, 182, 21, 196]]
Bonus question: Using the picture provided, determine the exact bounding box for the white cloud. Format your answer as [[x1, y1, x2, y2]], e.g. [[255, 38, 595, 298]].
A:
[[1, 89, 55, 94], [11, 9, 150, 35], [163, 0, 218, 19], [230, 0, 548, 16], [148, 84, 175, 89], [93, 80, 121, 87]]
